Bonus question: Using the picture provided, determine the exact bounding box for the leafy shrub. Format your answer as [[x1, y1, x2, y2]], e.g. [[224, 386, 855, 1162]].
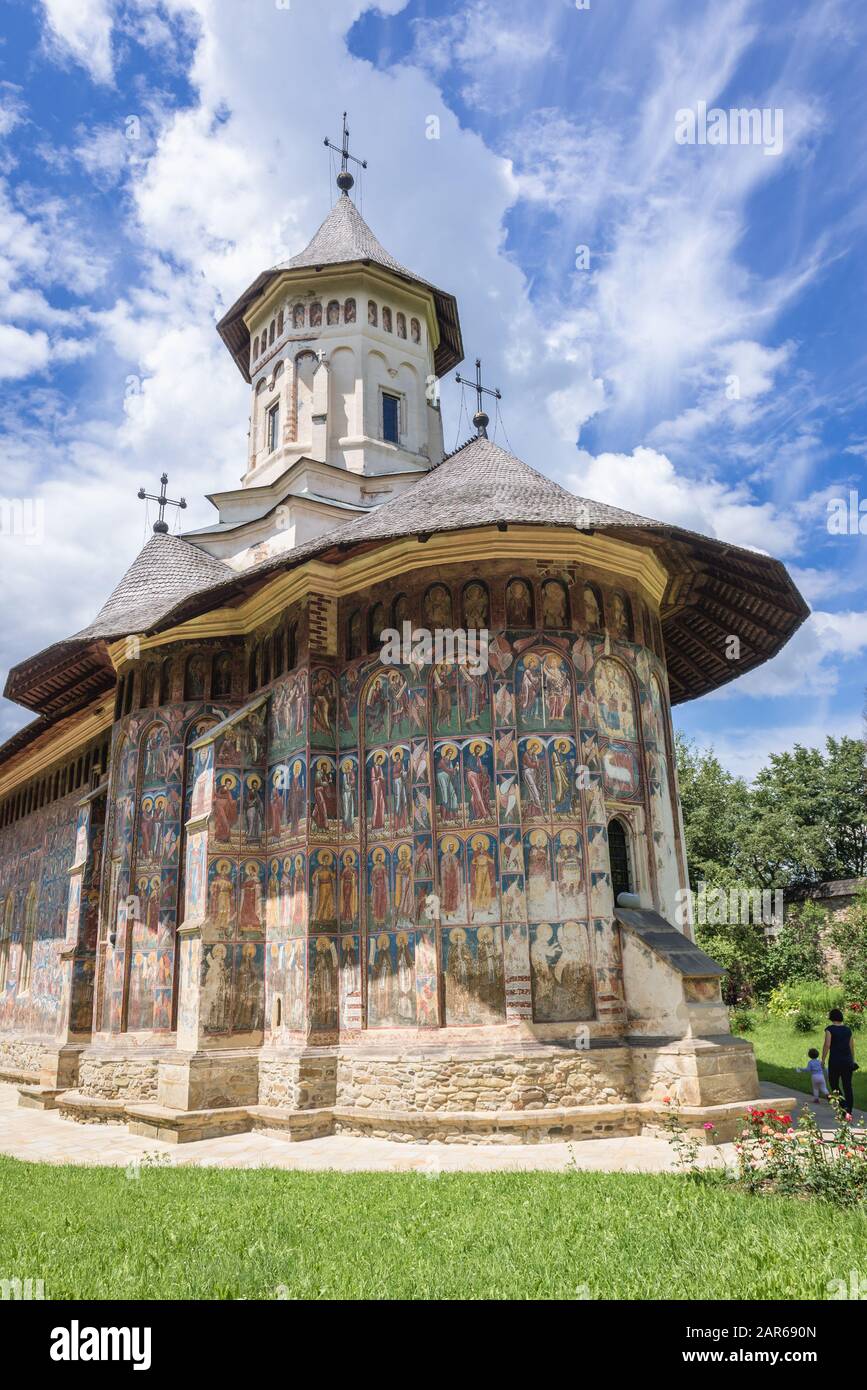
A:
[[735, 1104, 867, 1208], [790, 980, 845, 1013], [730, 1007, 755, 1033], [767, 980, 845, 1018], [793, 1009, 817, 1033]]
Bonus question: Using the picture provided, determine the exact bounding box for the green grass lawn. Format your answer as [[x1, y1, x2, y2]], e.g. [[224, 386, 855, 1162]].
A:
[[1, 1156, 865, 1300], [740, 1015, 867, 1112]]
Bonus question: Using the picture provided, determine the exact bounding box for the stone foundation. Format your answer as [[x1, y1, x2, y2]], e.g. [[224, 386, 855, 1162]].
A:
[[629, 1035, 760, 1107], [157, 1050, 260, 1112], [335, 1043, 635, 1115], [258, 1048, 338, 1110], [34, 1029, 785, 1148], [77, 1051, 161, 1103], [0, 1036, 50, 1084]]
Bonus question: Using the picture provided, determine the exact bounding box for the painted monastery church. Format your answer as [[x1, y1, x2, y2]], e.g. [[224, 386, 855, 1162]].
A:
[[0, 157, 809, 1144]]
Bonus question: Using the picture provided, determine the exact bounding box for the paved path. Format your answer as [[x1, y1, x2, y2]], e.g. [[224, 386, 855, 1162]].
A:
[[0, 1081, 844, 1174]]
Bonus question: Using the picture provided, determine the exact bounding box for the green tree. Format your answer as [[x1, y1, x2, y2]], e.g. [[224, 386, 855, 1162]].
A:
[[674, 734, 750, 891], [751, 738, 867, 884], [828, 884, 867, 1002], [767, 902, 826, 985]]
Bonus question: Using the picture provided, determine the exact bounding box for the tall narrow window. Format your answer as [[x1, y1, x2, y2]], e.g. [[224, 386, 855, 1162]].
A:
[[382, 392, 400, 445], [267, 402, 280, 454], [608, 818, 632, 904]]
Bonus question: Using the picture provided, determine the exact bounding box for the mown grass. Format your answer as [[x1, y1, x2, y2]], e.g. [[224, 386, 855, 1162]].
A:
[[1, 1156, 865, 1300], [741, 1015, 867, 1112]]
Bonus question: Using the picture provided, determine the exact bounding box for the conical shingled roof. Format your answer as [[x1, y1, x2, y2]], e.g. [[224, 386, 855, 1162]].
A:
[[77, 532, 236, 641], [2, 534, 236, 718], [217, 193, 463, 381], [284, 192, 418, 279]]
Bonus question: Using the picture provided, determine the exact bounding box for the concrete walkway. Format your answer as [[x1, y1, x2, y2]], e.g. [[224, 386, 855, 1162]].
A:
[[2, 1079, 847, 1174]]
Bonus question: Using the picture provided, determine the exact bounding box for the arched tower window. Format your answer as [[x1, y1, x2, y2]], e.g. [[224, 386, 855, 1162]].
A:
[[344, 298, 356, 323], [608, 818, 632, 904], [248, 645, 259, 693], [382, 306, 393, 333], [368, 300, 378, 328], [310, 302, 322, 327], [396, 311, 406, 339], [327, 300, 340, 325]]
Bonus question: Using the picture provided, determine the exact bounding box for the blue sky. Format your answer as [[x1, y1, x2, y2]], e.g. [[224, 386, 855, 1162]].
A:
[[0, 0, 864, 777]]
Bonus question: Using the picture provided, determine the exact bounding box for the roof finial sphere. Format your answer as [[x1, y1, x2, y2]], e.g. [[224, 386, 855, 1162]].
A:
[[336, 170, 354, 193], [473, 409, 490, 438]]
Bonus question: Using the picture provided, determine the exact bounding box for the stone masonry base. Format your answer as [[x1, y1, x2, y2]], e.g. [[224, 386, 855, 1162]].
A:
[[19, 1033, 789, 1147]]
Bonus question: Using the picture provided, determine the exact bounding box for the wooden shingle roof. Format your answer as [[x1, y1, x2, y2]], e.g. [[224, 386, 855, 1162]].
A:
[[1, 435, 809, 756]]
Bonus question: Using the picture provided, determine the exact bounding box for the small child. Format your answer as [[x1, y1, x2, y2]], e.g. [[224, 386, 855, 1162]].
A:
[[797, 1047, 829, 1103]]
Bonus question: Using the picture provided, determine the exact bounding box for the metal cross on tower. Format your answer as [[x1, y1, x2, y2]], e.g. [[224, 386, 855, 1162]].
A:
[[324, 112, 368, 195], [455, 358, 502, 439], [137, 473, 187, 534]]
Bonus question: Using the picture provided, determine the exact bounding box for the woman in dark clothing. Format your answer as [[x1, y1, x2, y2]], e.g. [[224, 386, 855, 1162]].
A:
[[821, 1008, 857, 1117]]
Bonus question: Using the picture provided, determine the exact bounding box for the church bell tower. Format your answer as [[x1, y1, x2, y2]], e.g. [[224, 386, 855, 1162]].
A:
[[186, 116, 463, 572]]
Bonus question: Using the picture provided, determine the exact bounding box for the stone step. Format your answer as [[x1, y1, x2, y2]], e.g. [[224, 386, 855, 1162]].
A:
[[56, 1090, 129, 1125], [126, 1103, 253, 1144], [17, 1085, 66, 1110], [248, 1105, 335, 1140]]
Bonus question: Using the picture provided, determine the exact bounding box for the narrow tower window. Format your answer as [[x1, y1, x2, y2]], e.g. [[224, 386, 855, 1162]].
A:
[[267, 402, 281, 453], [382, 393, 400, 444]]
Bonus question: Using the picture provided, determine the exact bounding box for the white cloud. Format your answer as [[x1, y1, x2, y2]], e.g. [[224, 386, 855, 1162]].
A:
[[0, 324, 50, 378], [703, 608, 867, 702], [73, 125, 131, 186], [569, 444, 802, 553], [0, 85, 27, 139], [40, 0, 116, 85]]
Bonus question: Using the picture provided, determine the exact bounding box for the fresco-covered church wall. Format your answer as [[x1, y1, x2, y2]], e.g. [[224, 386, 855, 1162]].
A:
[[96, 645, 240, 1040], [0, 790, 81, 1044], [323, 558, 684, 1038]]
